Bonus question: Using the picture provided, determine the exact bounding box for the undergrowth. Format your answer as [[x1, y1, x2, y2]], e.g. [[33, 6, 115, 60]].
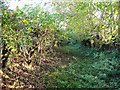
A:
[[44, 44, 120, 88]]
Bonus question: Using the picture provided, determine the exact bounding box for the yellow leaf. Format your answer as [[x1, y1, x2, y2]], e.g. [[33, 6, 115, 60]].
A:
[[11, 48, 17, 52], [112, 30, 117, 35], [91, 39, 94, 44], [22, 19, 28, 24], [8, 85, 14, 88], [5, 75, 10, 79], [101, 25, 105, 28], [54, 43, 58, 47], [28, 27, 32, 31], [0, 70, 3, 75]]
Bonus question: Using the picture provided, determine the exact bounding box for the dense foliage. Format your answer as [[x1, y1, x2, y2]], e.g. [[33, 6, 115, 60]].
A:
[[0, 1, 120, 89], [54, 2, 120, 49]]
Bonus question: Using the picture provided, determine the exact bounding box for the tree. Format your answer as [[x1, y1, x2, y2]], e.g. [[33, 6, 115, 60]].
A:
[[52, 1, 119, 49]]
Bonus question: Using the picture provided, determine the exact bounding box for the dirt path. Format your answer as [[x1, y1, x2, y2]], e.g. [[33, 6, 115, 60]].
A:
[[1, 47, 73, 89]]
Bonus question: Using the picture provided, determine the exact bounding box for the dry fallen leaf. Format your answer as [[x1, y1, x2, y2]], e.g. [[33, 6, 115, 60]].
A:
[[8, 85, 14, 88], [5, 74, 10, 79], [0, 69, 3, 75]]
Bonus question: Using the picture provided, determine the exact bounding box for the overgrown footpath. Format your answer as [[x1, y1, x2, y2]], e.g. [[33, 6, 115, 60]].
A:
[[0, 1, 120, 89], [44, 44, 120, 88], [0, 43, 120, 89]]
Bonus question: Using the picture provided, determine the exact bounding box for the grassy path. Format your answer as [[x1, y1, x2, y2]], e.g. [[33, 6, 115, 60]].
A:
[[45, 44, 120, 88]]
